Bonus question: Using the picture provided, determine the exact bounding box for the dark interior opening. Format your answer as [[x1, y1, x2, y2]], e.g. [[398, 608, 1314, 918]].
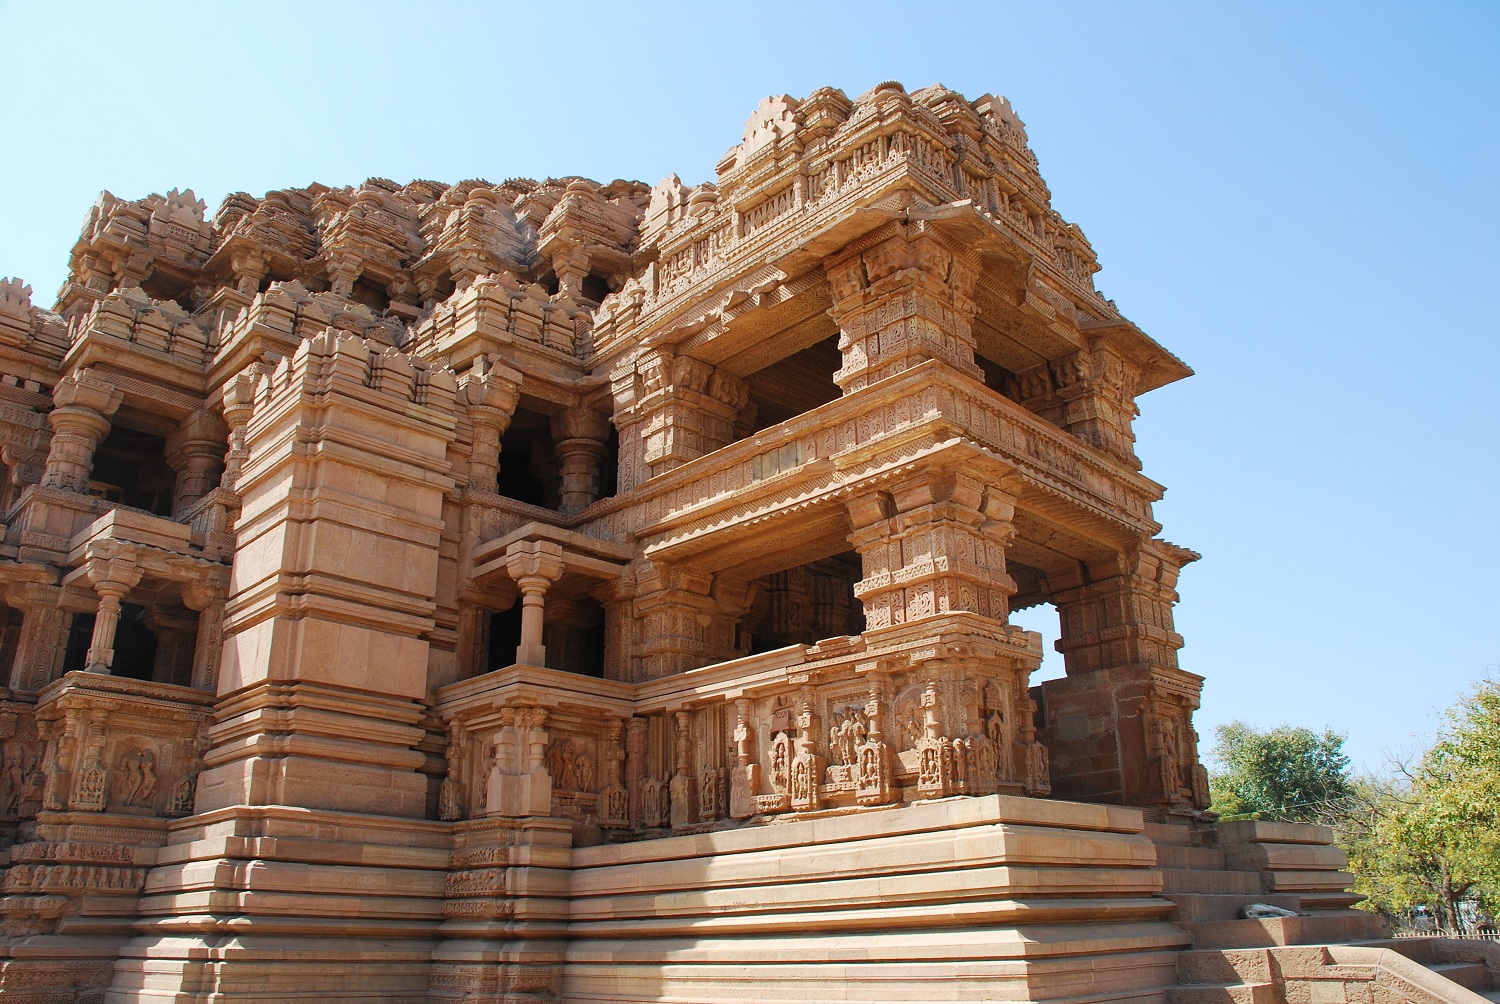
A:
[[544, 597, 606, 678], [745, 334, 842, 435], [744, 552, 865, 655], [487, 605, 523, 672], [537, 270, 560, 296], [976, 352, 1021, 402], [89, 426, 174, 516], [601, 424, 619, 501], [140, 269, 195, 310], [62, 604, 158, 680], [350, 276, 391, 312], [580, 270, 613, 304], [257, 269, 296, 294], [496, 408, 556, 508]]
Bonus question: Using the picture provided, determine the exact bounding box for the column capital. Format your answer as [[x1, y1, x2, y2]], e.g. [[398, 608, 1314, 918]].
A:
[[86, 557, 143, 596], [502, 540, 565, 591]]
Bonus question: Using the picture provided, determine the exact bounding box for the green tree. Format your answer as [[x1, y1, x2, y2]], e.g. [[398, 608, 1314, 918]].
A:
[[1338, 676, 1500, 929], [1208, 721, 1354, 822]]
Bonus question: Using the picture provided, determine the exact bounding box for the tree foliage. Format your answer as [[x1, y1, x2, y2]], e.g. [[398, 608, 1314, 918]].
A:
[[1206, 679, 1500, 929], [1340, 677, 1500, 927], [1208, 721, 1355, 822]]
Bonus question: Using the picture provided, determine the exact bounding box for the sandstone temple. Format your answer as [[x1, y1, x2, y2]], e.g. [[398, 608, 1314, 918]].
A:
[[0, 83, 1491, 1004]]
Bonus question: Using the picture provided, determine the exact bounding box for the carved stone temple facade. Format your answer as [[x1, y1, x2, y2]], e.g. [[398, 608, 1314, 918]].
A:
[[0, 84, 1388, 1003]]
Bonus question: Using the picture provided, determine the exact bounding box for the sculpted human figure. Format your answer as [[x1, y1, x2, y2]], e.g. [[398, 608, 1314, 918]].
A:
[[574, 752, 595, 792]]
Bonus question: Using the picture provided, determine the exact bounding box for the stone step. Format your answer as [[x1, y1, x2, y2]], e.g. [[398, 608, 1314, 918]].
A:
[[1167, 893, 1301, 923], [1429, 962, 1491, 992], [1357, 937, 1439, 964], [1146, 821, 1210, 847], [1183, 911, 1386, 949], [1160, 868, 1266, 896], [1166, 983, 1277, 1004], [1295, 890, 1367, 911], [1157, 844, 1229, 870], [1176, 948, 1273, 985], [1477, 990, 1500, 1003]]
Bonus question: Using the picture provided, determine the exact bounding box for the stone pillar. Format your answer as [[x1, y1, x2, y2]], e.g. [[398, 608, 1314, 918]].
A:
[[481, 706, 553, 818], [202, 332, 458, 818], [611, 348, 748, 485], [1036, 540, 1206, 811], [631, 563, 742, 680], [502, 540, 564, 667], [458, 354, 522, 491], [41, 369, 122, 491], [327, 254, 360, 300], [1018, 344, 1144, 471], [182, 581, 227, 691], [166, 409, 228, 515], [592, 577, 635, 682], [218, 367, 259, 492], [146, 606, 197, 686], [230, 249, 268, 296], [4, 583, 69, 692], [624, 717, 648, 828], [84, 558, 143, 673], [845, 472, 1017, 630], [668, 710, 696, 829], [729, 698, 759, 819], [825, 225, 984, 394], [550, 408, 611, 513]]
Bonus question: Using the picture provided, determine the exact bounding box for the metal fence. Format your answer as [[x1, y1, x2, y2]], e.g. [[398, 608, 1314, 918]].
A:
[[1393, 927, 1500, 941]]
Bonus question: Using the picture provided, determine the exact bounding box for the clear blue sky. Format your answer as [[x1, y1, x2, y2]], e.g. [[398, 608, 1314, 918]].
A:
[[1, 1, 1495, 774]]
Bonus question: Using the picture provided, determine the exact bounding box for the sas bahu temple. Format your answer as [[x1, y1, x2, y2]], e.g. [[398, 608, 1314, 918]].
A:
[[2, 82, 1471, 1004]]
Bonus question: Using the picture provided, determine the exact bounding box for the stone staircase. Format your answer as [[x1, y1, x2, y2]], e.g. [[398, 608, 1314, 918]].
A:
[[1150, 820, 1500, 1004], [1168, 940, 1500, 1004]]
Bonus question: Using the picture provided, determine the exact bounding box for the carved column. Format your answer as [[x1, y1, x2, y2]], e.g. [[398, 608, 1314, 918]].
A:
[[668, 711, 696, 829], [42, 369, 122, 491], [598, 719, 628, 828], [4, 583, 68, 692], [1018, 344, 1145, 470], [182, 581, 227, 691], [146, 607, 197, 687], [846, 472, 1018, 630], [550, 407, 611, 513], [592, 576, 635, 682], [612, 348, 748, 485], [502, 541, 564, 667], [68, 709, 110, 811], [166, 409, 228, 515], [482, 707, 553, 818], [855, 676, 896, 806], [219, 368, 258, 492], [825, 225, 984, 394], [84, 559, 143, 674], [458, 354, 522, 491], [1036, 540, 1205, 810], [624, 717, 648, 828], [729, 699, 760, 819], [631, 563, 742, 680]]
